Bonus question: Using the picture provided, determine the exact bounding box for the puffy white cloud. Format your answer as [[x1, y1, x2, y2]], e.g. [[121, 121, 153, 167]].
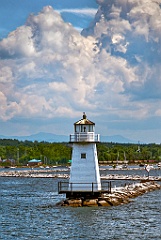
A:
[[0, 91, 20, 121], [0, 65, 13, 83], [0, 26, 35, 58], [82, 0, 161, 117], [0, 6, 98, 122], [0, 2, 161, 142]]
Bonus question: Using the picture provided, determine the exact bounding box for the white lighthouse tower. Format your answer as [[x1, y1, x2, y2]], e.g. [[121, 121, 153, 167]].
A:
[[68, 112, 101, 196]]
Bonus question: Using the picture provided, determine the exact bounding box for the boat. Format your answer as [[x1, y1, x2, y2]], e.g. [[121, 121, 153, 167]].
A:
[[114, 152, 128, 169], [39, 166, 44, 168], [122, 164, 127, 169], [115, 165, 123, 169]]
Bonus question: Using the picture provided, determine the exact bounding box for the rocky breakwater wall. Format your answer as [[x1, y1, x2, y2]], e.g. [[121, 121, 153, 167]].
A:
[[57, 181, 161, 207], [0, 169, 69, 178]]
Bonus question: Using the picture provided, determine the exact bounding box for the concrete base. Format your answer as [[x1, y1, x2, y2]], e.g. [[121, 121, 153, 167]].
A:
[[66, 191, 104, 199]]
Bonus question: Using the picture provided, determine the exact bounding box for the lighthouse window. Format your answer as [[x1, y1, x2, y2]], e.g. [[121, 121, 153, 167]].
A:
[[81, 153, 86, 159]]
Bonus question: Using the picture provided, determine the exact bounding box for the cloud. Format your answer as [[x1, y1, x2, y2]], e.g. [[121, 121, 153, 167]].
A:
[[82, 0, 161, 116], [0, 2, 161, 142], [59, 8, 98, 17], [0, 6, 98, 122]]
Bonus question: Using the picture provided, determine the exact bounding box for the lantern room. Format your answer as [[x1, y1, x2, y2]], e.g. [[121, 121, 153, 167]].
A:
[[74, 112, 95, 133], [70, 112, 100, 143]]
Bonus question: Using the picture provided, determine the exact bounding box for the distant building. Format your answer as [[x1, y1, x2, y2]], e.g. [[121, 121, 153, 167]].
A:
[[2, 159, 16, 165], [28, 159, 42, 166]]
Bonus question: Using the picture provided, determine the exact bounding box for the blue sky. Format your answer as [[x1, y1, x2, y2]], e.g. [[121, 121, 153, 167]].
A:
[[0, 0, 98, 38], [0, 0, 161, 143]]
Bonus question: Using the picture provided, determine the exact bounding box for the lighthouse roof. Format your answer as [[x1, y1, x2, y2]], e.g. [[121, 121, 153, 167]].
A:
[[74, 113, 95, 125]]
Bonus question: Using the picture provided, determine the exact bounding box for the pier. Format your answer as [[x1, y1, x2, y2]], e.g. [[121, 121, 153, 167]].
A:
[[56, 181, 161, 207]]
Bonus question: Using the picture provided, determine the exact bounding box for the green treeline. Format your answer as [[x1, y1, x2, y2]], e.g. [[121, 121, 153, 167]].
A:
[[97, 142, 161, 164], [0, 139, 161, 166], [0, 139, 72, 166]]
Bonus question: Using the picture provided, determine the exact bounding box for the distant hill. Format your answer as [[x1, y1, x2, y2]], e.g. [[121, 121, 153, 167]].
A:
[[0, 132, 135, 143], [0, 132, 68, 142], [101, 135, 135, 143]]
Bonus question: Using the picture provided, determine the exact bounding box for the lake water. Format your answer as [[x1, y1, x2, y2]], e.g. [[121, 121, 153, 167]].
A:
[[0, 169, 161, 240]]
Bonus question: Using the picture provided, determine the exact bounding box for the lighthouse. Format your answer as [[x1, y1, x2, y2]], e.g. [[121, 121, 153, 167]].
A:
[[67, 112, 101, 198]]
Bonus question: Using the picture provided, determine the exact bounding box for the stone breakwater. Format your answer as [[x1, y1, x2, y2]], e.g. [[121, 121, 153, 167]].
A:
[[57, 181, 161, 207], [0, 169, 161, 181], [0, 169, 69, 178]]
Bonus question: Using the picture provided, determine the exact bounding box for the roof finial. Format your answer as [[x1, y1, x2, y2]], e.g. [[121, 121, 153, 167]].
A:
[[83, 112, 87, 119]]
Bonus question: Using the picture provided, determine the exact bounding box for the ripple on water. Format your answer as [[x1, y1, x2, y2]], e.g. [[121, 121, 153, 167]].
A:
[[0, 177, 161, 240]]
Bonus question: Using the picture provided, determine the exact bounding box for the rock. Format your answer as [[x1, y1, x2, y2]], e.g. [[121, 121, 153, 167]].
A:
[[98, 200, 112, 207], [57, 181, 161, 207], [67, 199, 82, 207], [105, 197, 121, 206], [122, 198, 130, 204], [55, 200, 65, 206], [82, 199, 98, 207]]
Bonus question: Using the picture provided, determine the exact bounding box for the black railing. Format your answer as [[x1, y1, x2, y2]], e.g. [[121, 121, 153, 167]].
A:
[[58, 181, 111, 194]]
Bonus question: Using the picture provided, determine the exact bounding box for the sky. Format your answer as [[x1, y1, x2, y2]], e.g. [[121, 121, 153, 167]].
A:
[[0, 0, 161, 143]]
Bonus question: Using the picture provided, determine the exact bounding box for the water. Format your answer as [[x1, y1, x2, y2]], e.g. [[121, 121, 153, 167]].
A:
[[100, 165, 161, 177], [0, 176, 161, 240]]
